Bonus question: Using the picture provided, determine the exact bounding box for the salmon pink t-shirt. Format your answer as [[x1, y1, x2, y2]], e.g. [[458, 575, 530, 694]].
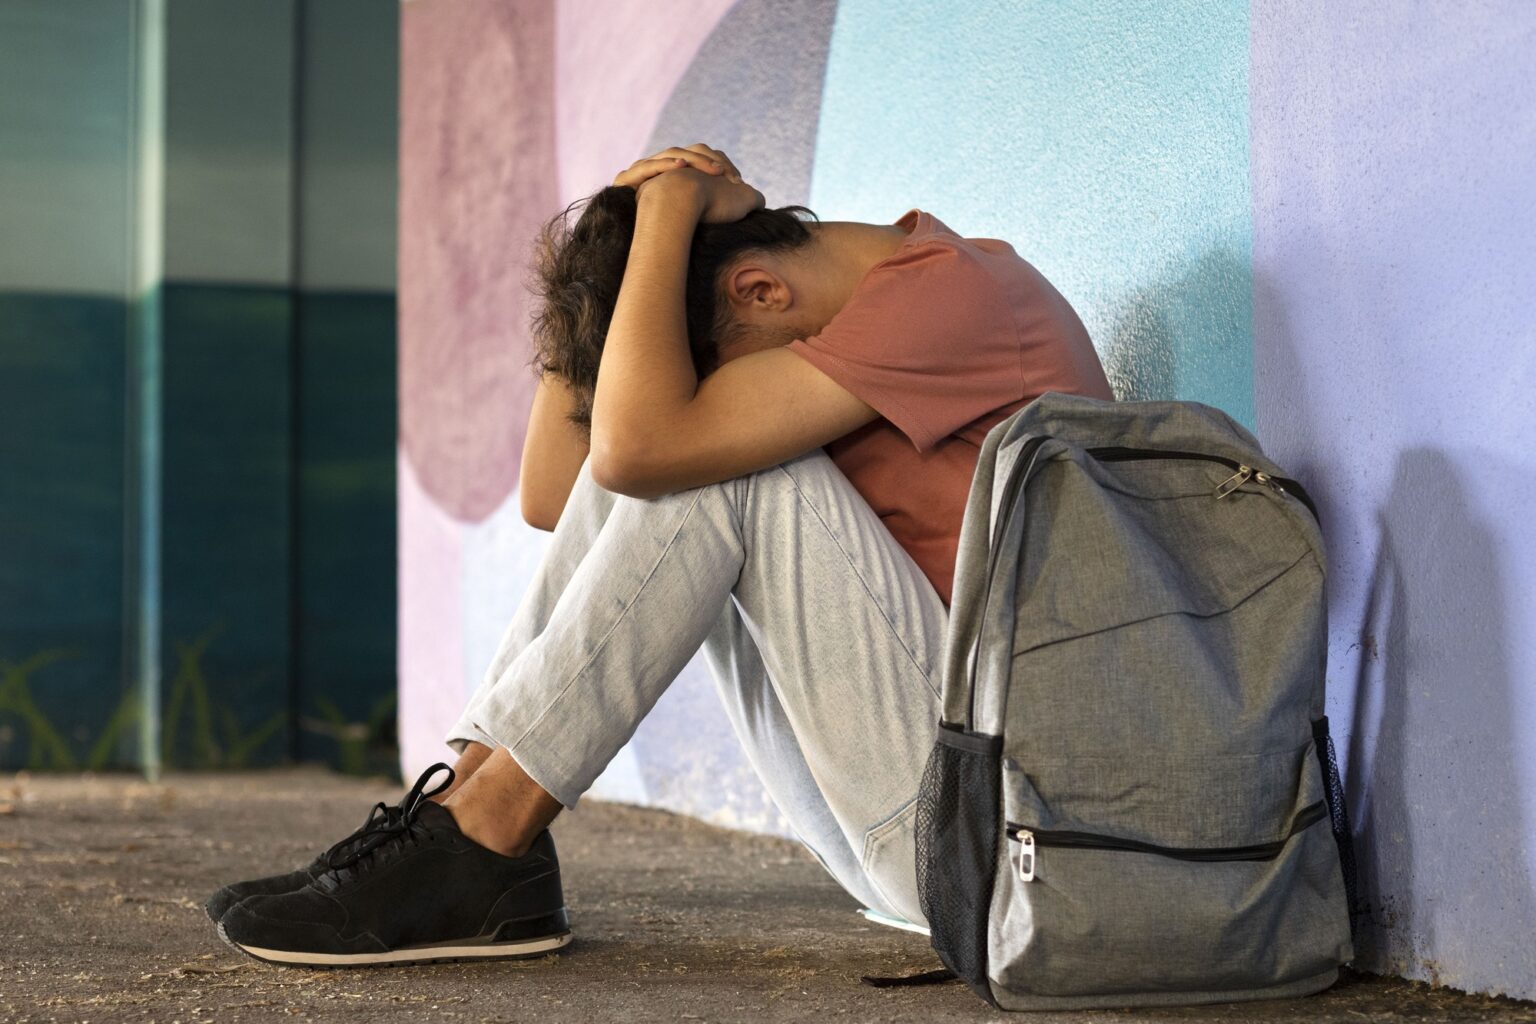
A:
[[786, 209, 1112, 606]]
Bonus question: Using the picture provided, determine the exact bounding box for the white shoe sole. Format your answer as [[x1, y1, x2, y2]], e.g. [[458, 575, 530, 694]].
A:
[[218, 920, 573, 968]]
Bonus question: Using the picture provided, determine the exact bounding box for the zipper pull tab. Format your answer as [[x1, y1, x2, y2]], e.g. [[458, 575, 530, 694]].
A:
[[1214, 465, 1253, 500], [1017, 831, 1036, 883]]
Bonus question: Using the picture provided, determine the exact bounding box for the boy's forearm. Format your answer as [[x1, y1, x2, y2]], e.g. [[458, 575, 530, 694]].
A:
[[588, 181, 704, 486], [519, 374, 590, 531]]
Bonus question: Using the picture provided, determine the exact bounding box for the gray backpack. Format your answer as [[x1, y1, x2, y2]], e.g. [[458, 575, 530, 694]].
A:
[[915, 393, 1356, 1010]]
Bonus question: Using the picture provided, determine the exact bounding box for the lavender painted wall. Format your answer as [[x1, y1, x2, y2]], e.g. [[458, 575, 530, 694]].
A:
[[1252, 3, 1536, 998]]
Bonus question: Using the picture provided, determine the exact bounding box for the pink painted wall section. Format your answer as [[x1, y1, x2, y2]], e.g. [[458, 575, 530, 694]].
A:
[[397, 0, 741, 785], [396, 452, 466, 774], [397, 0, 836, 833], [553, 0, 737, 203], [398, 0, 558, 523]]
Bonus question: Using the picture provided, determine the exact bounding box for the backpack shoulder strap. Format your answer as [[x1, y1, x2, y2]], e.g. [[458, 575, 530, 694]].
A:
[[941, 417, 1055, 733]]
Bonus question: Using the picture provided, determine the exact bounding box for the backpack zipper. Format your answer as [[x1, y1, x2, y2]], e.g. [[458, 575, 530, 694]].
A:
[[1005, 800, 1328, 883], [1085, 446, 1318, 521]]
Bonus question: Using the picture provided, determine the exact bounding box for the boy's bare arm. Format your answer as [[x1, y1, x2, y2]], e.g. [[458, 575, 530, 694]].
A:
[[519, 373, 590, 531], [590, 159, 876, 499]]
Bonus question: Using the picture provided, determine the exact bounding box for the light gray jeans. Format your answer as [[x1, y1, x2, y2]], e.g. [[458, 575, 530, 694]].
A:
[[445, 451, 945, 924]]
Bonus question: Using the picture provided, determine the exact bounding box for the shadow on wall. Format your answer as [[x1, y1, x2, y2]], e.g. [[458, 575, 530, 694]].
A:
[[1348, 450, 1530, 978], [1101, 248, 1246, 409], [1256, 273, 1533, 984]]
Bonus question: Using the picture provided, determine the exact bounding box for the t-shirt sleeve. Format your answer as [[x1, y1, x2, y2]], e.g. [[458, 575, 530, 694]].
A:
[[786, 239, 1023, 452]]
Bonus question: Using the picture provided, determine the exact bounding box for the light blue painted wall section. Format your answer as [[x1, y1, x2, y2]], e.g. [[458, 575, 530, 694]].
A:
[[810, 0, 1253, 426]]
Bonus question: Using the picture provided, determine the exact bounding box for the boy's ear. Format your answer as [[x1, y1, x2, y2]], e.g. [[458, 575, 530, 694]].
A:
[[726, 265, 791, 312]]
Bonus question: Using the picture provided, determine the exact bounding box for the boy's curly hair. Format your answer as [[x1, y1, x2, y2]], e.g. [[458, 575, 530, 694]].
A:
[[530, 185, 818, 431]]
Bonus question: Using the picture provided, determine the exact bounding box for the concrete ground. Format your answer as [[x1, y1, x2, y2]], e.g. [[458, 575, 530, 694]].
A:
[[2, 770, 1532, 1024]]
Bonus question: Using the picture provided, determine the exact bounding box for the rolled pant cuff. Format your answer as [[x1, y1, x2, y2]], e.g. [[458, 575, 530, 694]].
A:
[[464, 708, 592, 811], [443, 702, 589, 809], [443, 708, 497, 756]]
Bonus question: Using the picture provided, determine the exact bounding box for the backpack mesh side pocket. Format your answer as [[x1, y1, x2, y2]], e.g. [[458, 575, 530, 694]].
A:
[[916, 724, 1002, 1001], [1312, 716, 1359, 932]]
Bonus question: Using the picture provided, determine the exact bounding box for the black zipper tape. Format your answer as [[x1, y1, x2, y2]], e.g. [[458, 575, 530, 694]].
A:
[[1005, 799, 1328, 863], [1086, 446, 1319, 521]]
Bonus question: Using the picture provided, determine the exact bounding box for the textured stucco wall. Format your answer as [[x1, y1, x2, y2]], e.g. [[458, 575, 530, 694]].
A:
[[1251, 0, 1536, 998], [812, 0, 1252, 424], [398, 0, 833, 834], [399, 0, 1536, 997], [397, 0, 1242, 830]]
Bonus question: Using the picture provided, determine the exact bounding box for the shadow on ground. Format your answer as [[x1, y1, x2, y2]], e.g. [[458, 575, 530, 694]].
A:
[[2, 770, 1533, 1023]]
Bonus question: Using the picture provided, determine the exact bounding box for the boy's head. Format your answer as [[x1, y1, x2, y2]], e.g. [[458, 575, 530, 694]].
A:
[[531, 185, 820, 430]]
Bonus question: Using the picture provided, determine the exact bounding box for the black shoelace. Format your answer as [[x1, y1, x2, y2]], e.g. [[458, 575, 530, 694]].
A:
[[320, 763, 455, 886]]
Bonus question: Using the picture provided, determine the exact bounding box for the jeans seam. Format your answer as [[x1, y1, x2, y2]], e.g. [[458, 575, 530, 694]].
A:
[[774, 462, 943, 701], [504, 487, 710, 754], [861, 795, 920, 868], [860, 796, 921, 922]]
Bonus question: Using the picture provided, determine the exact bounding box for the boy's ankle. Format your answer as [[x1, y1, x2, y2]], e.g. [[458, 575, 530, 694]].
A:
[[432, 741, 496, 803], [442, 792, 538, 859], [438, 745, 564, 859]]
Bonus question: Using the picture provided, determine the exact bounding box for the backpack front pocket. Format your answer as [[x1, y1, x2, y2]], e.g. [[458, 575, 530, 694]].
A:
[[988, 742, 1352, 1001], [1006, 799, 1327, 874]]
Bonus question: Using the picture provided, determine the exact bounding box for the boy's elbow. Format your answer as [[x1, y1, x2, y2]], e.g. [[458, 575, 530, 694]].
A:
[[588, 435, 667, 499], [519, 490, 561, 533]]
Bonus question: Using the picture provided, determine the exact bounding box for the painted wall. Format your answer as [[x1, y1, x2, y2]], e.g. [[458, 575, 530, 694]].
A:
[[397, 0, 1535, 998], [1251, 0, 1536, 998]]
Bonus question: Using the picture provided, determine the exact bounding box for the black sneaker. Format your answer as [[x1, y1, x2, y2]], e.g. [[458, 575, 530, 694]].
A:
[[215, 764, 572, 967], [204, 801, 408, 923]]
